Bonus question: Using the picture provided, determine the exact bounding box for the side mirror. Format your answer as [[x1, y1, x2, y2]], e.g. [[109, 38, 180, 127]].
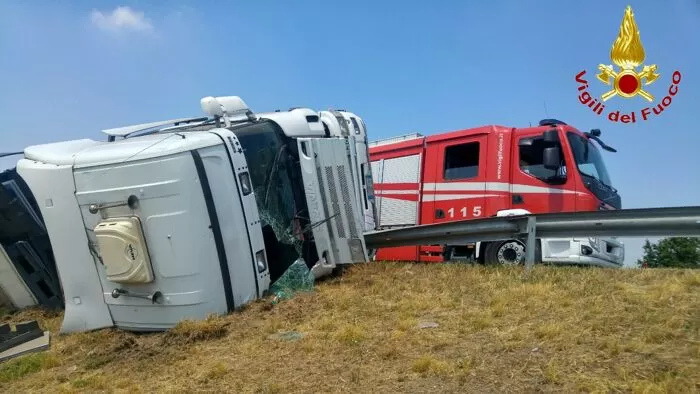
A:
[[543, 129, 559, 143], [543, 147, 561, 170]]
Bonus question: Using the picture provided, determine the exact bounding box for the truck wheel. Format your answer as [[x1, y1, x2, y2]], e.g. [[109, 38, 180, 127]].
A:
[[483, 240, 541, 266]]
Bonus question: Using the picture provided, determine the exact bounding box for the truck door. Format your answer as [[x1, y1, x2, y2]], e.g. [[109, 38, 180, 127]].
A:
[[424, 134, 488, 224], [511, 130, 576, 213]]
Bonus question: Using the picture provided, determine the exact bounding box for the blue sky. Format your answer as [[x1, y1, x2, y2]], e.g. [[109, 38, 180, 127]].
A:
[[1, 0, 698, 267]]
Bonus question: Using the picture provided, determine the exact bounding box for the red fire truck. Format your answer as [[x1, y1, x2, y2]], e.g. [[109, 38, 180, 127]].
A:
[[368, 119, 625, 267]]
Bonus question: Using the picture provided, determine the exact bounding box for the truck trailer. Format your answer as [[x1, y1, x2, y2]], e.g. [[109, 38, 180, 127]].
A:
[[13, 96, 375, 333], [368, 119, 625, 268]]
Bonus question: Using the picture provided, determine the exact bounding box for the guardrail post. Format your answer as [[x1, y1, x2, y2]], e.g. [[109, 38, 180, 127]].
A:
[[525, 216, 537, 271]]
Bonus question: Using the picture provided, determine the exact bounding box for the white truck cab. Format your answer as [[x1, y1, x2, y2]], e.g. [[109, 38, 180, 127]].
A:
[[16, 96, 372, 333]]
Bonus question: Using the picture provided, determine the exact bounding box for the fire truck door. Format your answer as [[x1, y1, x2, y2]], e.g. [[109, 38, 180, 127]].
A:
[[512, 131, 575, 213], [426, 135, 489, 224]]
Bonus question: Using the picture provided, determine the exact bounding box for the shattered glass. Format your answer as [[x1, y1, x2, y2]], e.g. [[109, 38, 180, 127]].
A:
[[269, 258, 315, 302]]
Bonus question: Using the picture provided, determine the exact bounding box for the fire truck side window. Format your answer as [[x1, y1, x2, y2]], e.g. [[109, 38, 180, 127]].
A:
[[444, 142, 480, 180], [518, 136, 565, 183]]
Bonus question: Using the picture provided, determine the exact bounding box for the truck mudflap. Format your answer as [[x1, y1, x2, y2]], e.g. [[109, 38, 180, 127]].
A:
[[297, 137, 369, 267]]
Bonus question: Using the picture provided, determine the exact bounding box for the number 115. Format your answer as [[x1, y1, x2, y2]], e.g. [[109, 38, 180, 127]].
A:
[[447, 206, 482, 218]]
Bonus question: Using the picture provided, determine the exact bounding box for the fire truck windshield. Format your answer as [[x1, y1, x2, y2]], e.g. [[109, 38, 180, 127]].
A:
[[566, 132, 613, 188]]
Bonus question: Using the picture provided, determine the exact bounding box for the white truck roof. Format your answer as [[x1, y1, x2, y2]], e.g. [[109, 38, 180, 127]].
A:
[[256, 110, 326, 138], [24, 132, 223, 169]]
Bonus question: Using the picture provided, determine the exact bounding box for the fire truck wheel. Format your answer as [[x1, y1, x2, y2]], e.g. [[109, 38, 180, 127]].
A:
[[483, 240, 541, 266]]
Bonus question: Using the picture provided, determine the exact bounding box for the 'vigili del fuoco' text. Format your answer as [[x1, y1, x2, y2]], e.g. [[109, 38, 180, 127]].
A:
[[575, 70, 682, 123]]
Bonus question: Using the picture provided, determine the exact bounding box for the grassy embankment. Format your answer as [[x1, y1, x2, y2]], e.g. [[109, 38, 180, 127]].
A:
[[1, 263, 699, 393]]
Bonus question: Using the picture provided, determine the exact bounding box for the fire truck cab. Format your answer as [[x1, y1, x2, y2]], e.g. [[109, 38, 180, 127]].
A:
[[369, 119, 625, 268]]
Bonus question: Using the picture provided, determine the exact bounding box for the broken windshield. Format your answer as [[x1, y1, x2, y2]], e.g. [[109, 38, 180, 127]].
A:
[[230, 120, 307, 281], [566, 131, 613, 188]]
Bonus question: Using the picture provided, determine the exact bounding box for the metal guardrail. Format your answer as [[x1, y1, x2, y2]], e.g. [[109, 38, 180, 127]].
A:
[[363, 206, 700, 268]]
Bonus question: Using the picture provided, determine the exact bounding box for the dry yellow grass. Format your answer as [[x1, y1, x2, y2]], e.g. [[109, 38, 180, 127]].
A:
[[1, 263, 699, 393]]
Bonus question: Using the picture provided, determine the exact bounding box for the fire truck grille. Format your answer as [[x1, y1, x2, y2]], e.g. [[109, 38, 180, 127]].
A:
[[337, 165, 359, 239], [325, 166, 345, 238]]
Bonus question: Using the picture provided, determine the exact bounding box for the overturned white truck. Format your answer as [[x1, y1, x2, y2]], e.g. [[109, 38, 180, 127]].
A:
[[15, 96, 376, 333]]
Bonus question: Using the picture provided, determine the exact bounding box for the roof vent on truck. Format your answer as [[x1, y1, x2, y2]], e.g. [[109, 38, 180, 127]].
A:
[[201, 96, 255, 123], [538, 119, 568, 126]]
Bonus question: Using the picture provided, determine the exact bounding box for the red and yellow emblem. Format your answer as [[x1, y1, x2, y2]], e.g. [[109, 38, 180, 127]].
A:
[[596, 6, 660, 102]]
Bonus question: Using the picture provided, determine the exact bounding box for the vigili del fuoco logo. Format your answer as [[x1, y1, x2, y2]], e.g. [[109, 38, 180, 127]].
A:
[[575, 5, 681, 123]]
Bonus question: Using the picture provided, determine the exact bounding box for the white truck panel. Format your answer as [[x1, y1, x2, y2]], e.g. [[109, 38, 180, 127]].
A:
[[541, 237, 624, 268], [72, 150, 231, 331], [18, 129, 268, 332], [207, 129, 271, 296], [197, 145, 261, 307], [72, 133, 223, 168], [22, 133, 223, 168], [23, 139, 101, 165], [298, 138, 368, 266], [16, 159, 114, 333], [257, 111, 326, 138], [320, 110, 377, 232]]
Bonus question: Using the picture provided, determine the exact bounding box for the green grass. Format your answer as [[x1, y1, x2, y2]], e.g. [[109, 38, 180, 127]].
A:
[[0, 353, 59, 383]]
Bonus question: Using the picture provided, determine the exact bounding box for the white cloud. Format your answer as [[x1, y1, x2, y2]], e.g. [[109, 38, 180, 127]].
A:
[[90, 6, 153, 32]]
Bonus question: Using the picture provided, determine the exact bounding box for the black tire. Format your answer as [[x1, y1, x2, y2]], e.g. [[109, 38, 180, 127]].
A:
[[483, 239, 542, 266]]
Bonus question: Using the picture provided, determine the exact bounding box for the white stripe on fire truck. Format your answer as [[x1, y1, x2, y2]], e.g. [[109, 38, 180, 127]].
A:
[[421, 194, 502, 202], [422, 182, 585, 195], [419, 182, 508, 191], [374, 183, 588, 196], [373, 190, 419, 195]]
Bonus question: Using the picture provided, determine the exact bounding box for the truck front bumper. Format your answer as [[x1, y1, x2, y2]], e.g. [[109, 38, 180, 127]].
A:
[[540, 237, 625, 268]]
